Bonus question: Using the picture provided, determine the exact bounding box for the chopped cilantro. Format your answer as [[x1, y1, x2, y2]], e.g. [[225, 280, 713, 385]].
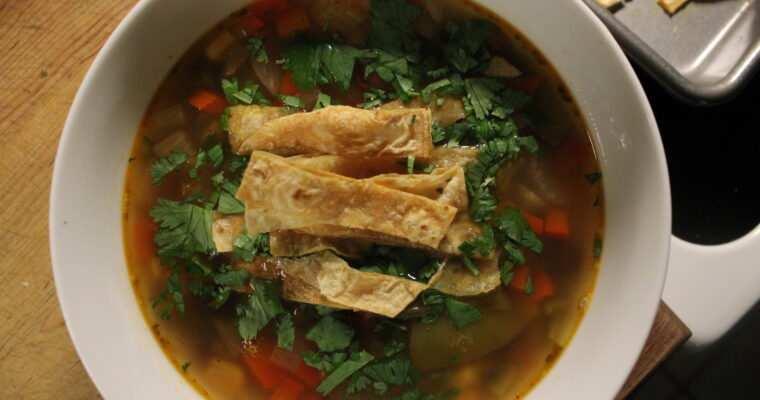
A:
[[211, 266, 249, 287], [189, 144, 224, 180], [128, 157, 136, 162], [585, 171, 603, 184], [357, 88, 388, 109], [363, 356, 416, 386], [347, 372, 372, 394], [236, 278, 285, 340], [524, 275, 535, 296], [232, 232, 270, 262], [245, 33, 268, 63], [492, 206, 543, 253], [350, 246, 441, 283], [278, 94, 305, 114], [182, 361, 191, 371], [222, 78, 270, 106], [276, 313, 295, 351], [149, 199, 216, 258], [367, 0, 421, 56], [39, 70, 48, 78], [283, 35, 365, 92], [302, 351, 347, 373], [406, 155, 415, 174], [500, 261, 515, 287], [445, 297, 483, 330], [443, 19, 494, 74], [152, 266, 184, 319], [317, 351, 375, 395], [593, 236, 603, 258], [383, 339, 405, 357], [314, 92, 333, 110], [306, 315, 355, 352], [443, 353, 462, 363], [460, 255, 479, 276], [220, 108, 231, 131], [228, 153, 249, 175], [150, 151, 188, 186]]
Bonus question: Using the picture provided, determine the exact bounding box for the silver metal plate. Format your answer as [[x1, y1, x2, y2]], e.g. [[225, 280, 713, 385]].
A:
[[582, 0, 760, 105]]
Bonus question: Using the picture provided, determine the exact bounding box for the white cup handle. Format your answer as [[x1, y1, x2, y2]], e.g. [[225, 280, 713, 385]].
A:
[[662, 226, 760, 347]]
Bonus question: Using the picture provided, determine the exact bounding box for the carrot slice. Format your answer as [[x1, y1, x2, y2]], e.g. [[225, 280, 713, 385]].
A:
[[508, 266, 530, 292], [275, 7, 310, 38], [507, 75, 546, 95], [523, 211, 544, 235], [279, 71, 300, 96], [269, 377, 305, 400], [531, 271, 556, 300], [188, 90, 227, 116], [249, 0, 291, 16], [241, 13, 265, 33], [544, 209, 570, 238], [294, 362, 323, 388], [131, 217, 157, 260], [298, 391, 323, 400], [243, 339, 288, 389]]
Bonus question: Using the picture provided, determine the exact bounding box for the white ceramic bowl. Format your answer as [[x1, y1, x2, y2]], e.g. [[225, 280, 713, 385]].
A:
[[50, 0, 671, 398]]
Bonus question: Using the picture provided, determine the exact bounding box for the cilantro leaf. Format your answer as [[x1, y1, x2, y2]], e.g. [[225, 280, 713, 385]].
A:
[[443, 19, 494, 73], [500, 261, 515, 286], [276, 313, 295, 351], [363, 356, 416, 386], [306, 315, 355, 352], [150, 151, 188, 186], [593, 236, 603, 258], [245, 33, 268, 63], [492, 206, 543, 253], [314, 92, 333, 110], [302, 351, 347, 373], [228, 153, 249, 175], [445, 297, 483, 330], [347, 372, 372, 395], [585, 171, 603, 184], [357, 88, 388, 109], [368, 0, 421, 55], [284, 36, 364, 92], [212, 266, 250, 287], [232, 232, 270, 261], [189, 144, 224, 180], [236, 278, 285, 340], [152, 266, 184, 319], [222, 78, 270, 106], [524, 275, 535, 296], [149, 199, 216, 257], [317, 351, 375, 395], [383, 339, 405, 357]]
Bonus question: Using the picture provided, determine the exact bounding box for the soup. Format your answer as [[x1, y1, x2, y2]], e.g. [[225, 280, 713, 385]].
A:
[[122, 0, 604, 399]]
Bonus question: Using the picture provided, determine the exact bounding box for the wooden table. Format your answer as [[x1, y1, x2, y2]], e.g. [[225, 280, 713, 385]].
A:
[[0, 1, 690, 399]]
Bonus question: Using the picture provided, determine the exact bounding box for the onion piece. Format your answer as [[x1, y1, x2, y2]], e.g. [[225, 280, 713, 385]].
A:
[[205, 30, 236, 62], [251, 60, 282, 97], [152, 130, 195, 157]]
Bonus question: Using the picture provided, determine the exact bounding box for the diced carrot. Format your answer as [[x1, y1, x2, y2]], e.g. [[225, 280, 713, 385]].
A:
[[243, 341, 288, 389], [507, 75, 546, 95], [132, 217, 157, 260], [295, 362, 323, 388], [249, 0, 291, 16], [531, 271, 556, 301], [544, 209, 570, 238], [523, 211, 545, 235], [269, 377, 305, 400], [270, 347, 303, 373], [508, 266, 530, 292], [275, 7, 311, 38], [188, 90, 227, 116], [241, 13, 265, 34], [279, 71, 300, 95]]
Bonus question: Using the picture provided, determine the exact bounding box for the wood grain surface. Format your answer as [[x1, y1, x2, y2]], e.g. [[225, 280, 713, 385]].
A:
[[0, 1, 689, 399]]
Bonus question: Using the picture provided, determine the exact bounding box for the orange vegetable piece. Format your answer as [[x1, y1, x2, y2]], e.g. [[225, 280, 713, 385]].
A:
[[241, 13, 265, 33], [279, 71, 300, 95], [298, 391, 323, 400], [131, 217, 157, 261], [544, 209, 570, 238], [275, 7, 311, 38], [507, 75, 546, 95], [531, 271, 556, 301], [188, 90, 227, 116], [522, 211, 544, 235], [509, 266, 530, 292], [249, 0, 291, 16], [269, 377, 305, 400], [243, 338, 288, 389], [294, 362, 323, 388]]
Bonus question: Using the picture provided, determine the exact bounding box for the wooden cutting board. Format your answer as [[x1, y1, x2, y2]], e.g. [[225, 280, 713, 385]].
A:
[[0, 1, 690, 399]]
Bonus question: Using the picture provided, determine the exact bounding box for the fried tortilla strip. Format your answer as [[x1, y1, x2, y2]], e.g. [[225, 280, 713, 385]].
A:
[[227, 106, 285, 153], [278, 251, 428, 318], [212, 213, 246, 252], [238, 151, 457, 248], [234, 105, 433, 158], [594, 0, 622, 8], [430, 146, 478, 168], [287, 155, 405, 178], [269, 230, 372, 258], [438, 213, 484, 257], [429, 252, 501, 297], [380, 96, 466, 128], [658, 0, 688, 14]]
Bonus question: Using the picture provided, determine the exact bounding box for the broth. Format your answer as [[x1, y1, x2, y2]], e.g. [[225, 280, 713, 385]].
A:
[[123, 0, 604, 399]]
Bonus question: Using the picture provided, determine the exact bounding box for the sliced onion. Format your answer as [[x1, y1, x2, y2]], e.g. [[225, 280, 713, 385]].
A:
[[251, 60, 282, 97], [152, 130, 195, 157]]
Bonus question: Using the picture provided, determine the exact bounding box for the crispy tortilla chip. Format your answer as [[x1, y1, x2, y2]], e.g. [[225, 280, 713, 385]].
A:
[[234, 105, 433, 158], [238, 151, 457, 248], [438, 213, 484, 257], [212, 213, 245, 252], [380, 96, 466, 128], [430, 146, 479, 168], [429, 251, 502, 297], [278, 251, 428, 318], [227, 106, 285, 153], [269, 230, 372, 258], [287, 155, 405, 178]]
